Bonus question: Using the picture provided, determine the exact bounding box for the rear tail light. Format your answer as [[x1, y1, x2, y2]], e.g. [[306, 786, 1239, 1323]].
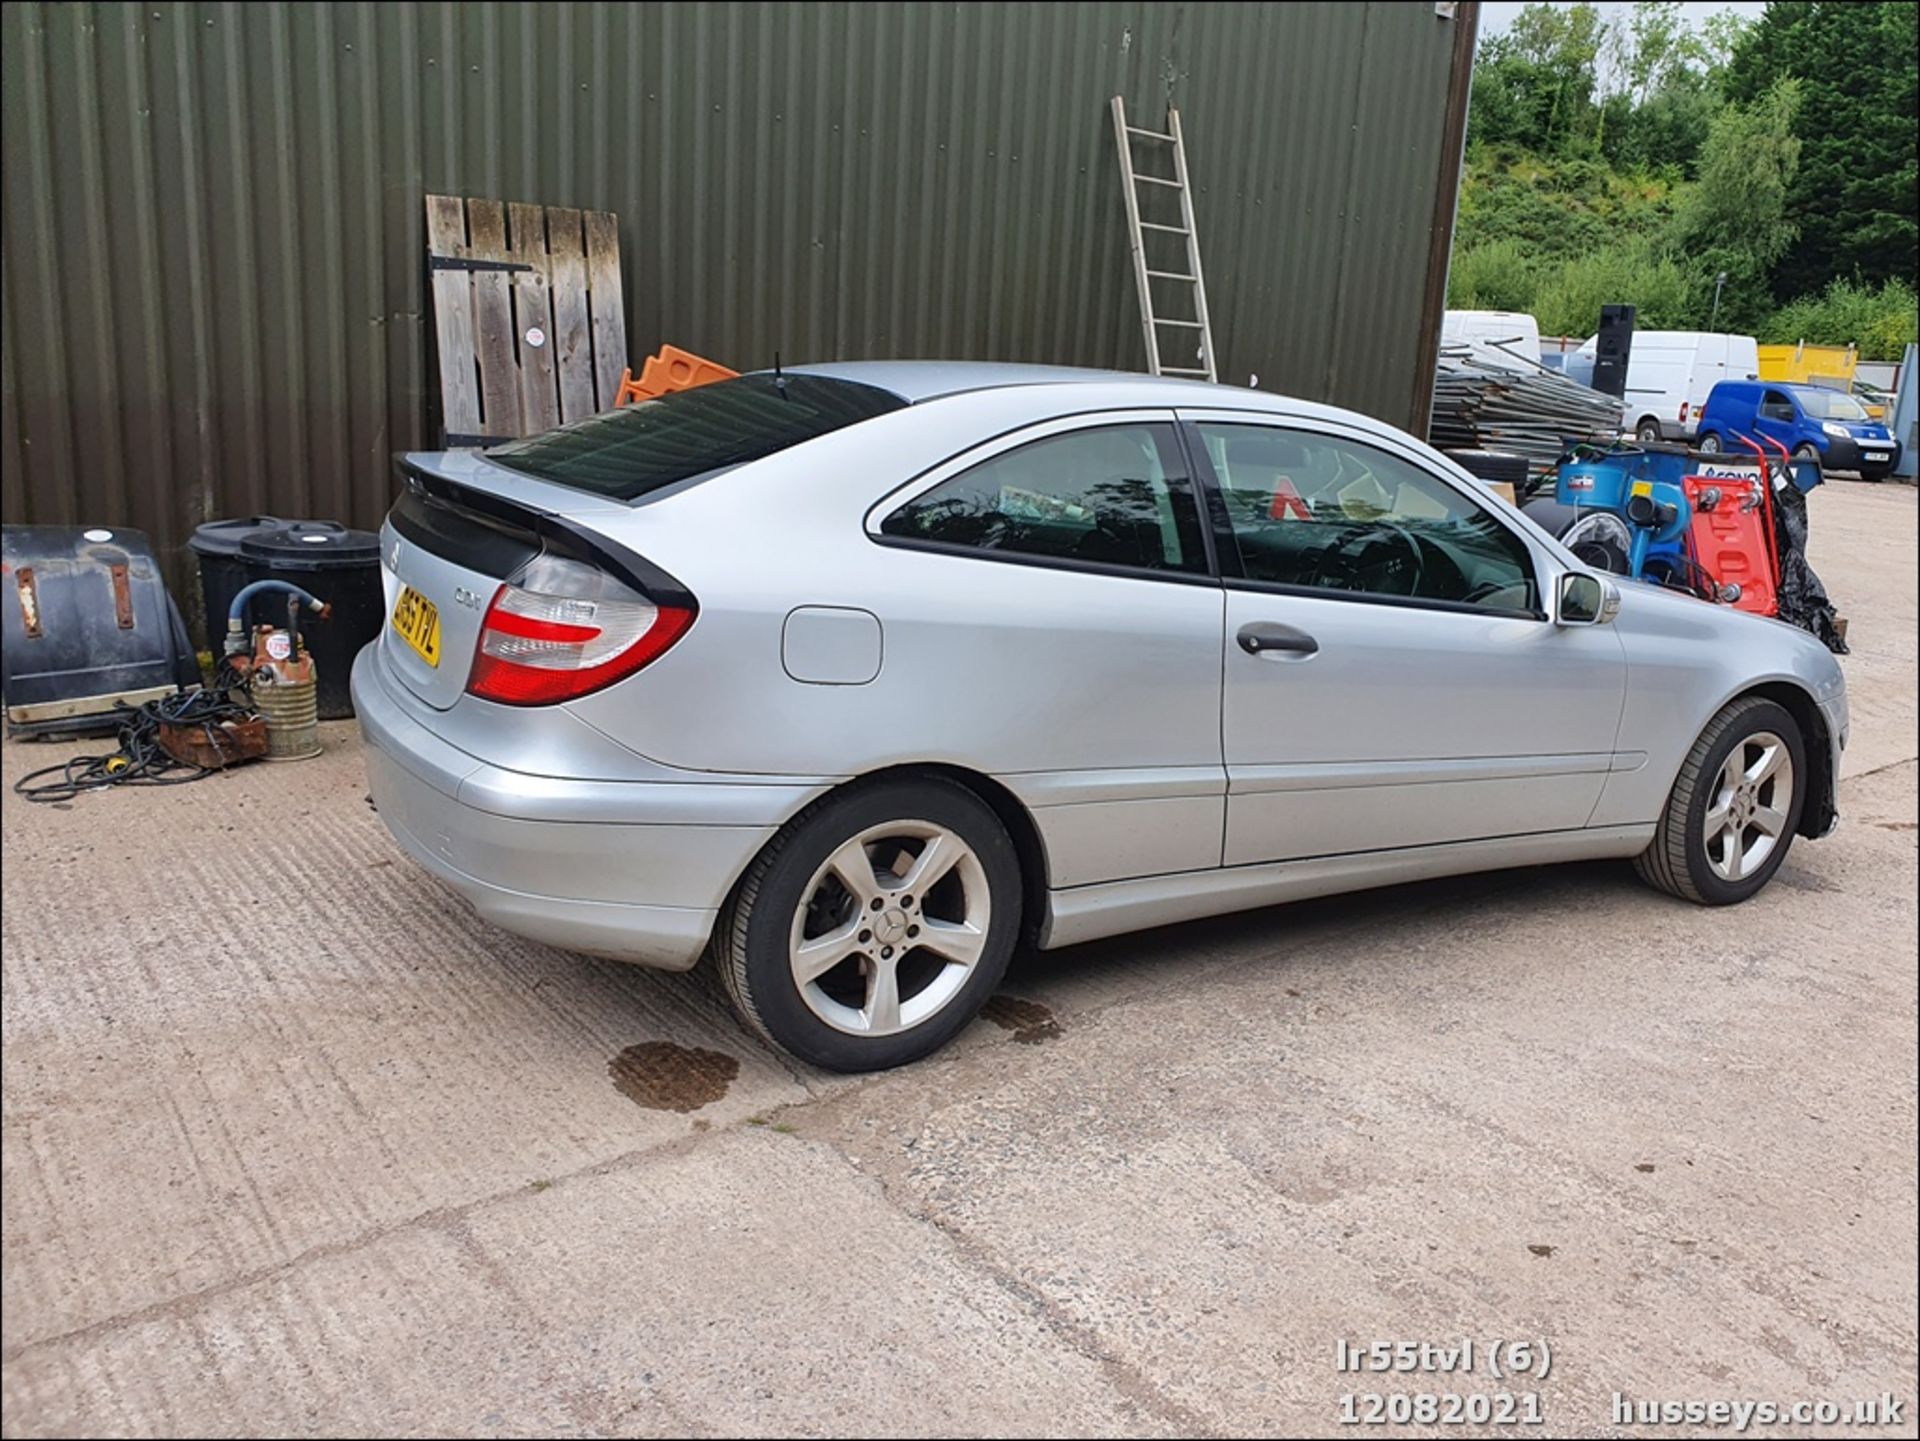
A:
[[466, 554, 694, 706], [1679, 401, 1690, 424]]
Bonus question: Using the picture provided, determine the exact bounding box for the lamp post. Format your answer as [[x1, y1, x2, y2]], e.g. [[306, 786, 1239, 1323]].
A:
[[1709, 271, 1729, 332]]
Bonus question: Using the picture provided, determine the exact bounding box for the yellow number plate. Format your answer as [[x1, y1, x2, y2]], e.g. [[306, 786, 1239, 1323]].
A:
[[391, 585, 442, 667]]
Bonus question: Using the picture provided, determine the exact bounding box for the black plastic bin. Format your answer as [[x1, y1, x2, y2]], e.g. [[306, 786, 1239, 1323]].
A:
[[188, 515, 284, 641], [190, 518, 382, 719]]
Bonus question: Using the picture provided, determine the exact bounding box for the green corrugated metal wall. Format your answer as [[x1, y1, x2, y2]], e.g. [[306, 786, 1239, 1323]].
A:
[[1, 1, 1472, 596]]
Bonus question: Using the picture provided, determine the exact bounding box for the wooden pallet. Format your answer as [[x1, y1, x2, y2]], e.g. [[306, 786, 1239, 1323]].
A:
[[425, 195, 627, 447]]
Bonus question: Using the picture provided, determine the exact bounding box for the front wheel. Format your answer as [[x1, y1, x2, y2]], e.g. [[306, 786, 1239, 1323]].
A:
[[1634, 697, 1805, 904], [1792, 443, 1823, 485], [713, 778, 1022, 1070]]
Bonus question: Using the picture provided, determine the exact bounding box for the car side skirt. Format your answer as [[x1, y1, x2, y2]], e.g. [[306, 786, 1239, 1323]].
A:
[[1038, 824, 1656, 949]]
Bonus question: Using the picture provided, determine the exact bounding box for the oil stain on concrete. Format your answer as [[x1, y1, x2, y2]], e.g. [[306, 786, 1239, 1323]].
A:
[[980, 995, 1063, 1044], [608, 1042, 740, 1112]]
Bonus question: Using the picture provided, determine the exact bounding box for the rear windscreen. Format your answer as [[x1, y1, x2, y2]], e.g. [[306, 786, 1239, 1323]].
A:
[[484, 374, 908, 500]]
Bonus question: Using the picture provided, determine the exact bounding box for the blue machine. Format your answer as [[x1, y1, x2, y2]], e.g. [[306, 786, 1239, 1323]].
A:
[[1554, 447, 1692, 578]]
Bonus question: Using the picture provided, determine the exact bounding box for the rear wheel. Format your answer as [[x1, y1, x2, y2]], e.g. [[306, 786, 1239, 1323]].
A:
[[1634, 697, 1805, 905], [1635, 417, 1663, 443], [1697, 432, 1722, 454], [713, 778, 1021, 1071]]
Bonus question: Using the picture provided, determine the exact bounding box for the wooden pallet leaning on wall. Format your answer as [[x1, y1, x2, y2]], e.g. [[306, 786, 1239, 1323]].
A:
[[425, 195, 628, 447]]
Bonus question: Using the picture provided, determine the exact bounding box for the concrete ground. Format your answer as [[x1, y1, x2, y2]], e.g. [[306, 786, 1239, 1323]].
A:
[[3, 480, 1914, 1438]]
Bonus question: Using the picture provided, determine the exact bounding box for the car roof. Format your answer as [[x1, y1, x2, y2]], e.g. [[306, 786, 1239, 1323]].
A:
[[780, 359, 1187, 401], [776, 359, 1376, 429]]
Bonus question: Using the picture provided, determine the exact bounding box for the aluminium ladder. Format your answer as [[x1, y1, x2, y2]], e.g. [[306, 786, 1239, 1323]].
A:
[[1109, 96, 1217, 383]]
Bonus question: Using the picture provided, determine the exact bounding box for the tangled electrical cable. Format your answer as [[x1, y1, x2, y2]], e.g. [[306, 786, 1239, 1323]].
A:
[[12, 672, 258, 804]]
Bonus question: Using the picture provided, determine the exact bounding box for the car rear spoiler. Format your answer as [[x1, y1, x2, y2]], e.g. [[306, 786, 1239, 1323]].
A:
[[391, 457, 696, 610]]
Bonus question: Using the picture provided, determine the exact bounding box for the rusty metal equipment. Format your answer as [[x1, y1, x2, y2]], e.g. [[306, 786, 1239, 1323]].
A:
[[155, 712, 270, 769], [222, 581, 329, 761], [251, 646, 321, 761]]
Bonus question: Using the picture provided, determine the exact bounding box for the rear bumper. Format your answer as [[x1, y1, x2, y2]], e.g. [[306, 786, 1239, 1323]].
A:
[[352, 647, 825, 969]]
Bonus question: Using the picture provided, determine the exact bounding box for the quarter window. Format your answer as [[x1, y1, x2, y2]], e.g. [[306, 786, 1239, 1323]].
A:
[[880, 424, 1207, 574], [1197, 423, 1539, 613]]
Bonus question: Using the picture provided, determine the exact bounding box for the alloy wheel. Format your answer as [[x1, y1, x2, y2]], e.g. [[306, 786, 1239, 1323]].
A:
[[1703, 731, 1794, 882], [787, 820, 991, 1036]]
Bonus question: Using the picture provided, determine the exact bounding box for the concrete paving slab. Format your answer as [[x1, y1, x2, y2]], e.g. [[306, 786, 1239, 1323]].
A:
[[4, 1131, 1166, 1437], [0, 737, 835, 1348]]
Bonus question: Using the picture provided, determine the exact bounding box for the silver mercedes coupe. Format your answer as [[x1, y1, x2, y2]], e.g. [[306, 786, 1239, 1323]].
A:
[[355, 363, 1848, 1070]]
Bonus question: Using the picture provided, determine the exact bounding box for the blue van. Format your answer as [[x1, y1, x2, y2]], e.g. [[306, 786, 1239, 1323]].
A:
[[1695, 379, 1901, 481]]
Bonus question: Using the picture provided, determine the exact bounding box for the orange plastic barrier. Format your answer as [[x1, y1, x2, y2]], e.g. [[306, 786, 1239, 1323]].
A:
[[615, 345, 739, 405], [1684, 475, 1778, 617], [1266, 476, 1311, 521]]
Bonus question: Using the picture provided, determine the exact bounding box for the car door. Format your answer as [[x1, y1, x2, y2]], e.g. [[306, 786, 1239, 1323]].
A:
[[866, 412, 1227, 885], [1754, 389, 1800, 450], [1180, 413, 1628, 867]]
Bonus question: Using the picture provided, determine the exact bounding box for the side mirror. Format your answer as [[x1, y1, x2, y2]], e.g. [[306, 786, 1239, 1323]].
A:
[[1788, 459, 1822, 493], [1557, 570, 1619, 627]]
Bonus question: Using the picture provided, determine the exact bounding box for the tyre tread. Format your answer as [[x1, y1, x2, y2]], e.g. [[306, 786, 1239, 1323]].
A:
[[710, 775, 1012, 1063], [1634, 695, 1789, 904]]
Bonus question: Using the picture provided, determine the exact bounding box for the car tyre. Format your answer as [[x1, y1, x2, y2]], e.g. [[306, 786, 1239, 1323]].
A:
[[1634, 697, 1806, 905], [1791, 442, 1823, 485], [712, 777, 1022, 1071], [1635, 418, 1663, 443], [1697, 432, 1721, 454]]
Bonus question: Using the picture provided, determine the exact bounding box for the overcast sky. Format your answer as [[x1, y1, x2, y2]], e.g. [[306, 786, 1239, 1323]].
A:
[[1478, 1, 1770, 41]]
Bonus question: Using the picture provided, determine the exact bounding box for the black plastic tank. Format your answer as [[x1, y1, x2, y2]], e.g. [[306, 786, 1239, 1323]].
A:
[[2, 525, 201, 737], [187, 515, 285, 643], [191, 518, 382, 719]]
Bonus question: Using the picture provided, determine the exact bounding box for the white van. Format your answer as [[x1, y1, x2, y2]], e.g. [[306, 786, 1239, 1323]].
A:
[[1442, 310, 1543, 371], [1576, 330, 1761, 442]]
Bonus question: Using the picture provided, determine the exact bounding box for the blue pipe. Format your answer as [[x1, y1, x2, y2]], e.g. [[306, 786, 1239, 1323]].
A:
[[224, 581, 330, 658], [228, 579, 326, 626]]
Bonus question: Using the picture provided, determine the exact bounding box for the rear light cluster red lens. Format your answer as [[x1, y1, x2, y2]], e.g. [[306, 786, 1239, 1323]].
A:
[[466, 554, 694, 706]]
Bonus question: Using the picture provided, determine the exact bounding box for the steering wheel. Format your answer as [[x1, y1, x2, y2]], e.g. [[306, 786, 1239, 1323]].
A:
[[1307, 521, 1427, 597], [1459, 578, 1513, 605]]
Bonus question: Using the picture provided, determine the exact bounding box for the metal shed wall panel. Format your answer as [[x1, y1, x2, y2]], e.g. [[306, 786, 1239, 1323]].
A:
[[2, 1, 1468, 596]]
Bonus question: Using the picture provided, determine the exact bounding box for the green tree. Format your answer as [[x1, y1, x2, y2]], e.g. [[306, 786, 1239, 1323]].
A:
[[1608, 1, 1707, 103], [1725, 1, 1920, 298], [1764, 278, 1919, 360], [1446, 238, 1540, 314], [1669, 77, 1803, 330], [1468, 2, 1608, 155], [1530, 241, 1694, 337]]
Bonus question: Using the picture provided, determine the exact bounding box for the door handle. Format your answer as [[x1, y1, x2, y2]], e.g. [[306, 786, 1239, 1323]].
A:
[[1237, 621, 1319, 657]]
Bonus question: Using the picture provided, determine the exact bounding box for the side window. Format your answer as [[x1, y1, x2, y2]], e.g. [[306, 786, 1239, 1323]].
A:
[[1197, 423, 1539, 613], [879, 423, 1208, 574], [1760, 390, 1795, 421]]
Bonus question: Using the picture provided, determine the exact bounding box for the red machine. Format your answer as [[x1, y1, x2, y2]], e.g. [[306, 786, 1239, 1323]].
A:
[[1683, 473, 1777, 615], [1678, 434, 1789, 617]]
